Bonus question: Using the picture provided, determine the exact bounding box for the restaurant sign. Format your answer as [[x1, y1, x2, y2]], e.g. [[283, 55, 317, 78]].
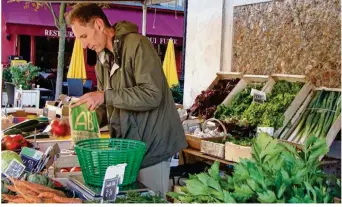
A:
[[44, 29, 182, 46]]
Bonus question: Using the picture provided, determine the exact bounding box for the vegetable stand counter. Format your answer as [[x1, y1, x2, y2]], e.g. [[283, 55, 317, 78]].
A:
[[179, 148, 236, 166], [29, 132, 111, 152]]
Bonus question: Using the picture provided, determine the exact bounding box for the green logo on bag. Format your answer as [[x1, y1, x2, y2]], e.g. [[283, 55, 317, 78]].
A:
[[71, 104, 99, 133]]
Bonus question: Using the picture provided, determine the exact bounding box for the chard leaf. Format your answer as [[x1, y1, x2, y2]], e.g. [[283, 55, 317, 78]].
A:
[[207, 188, 223, 201], [257, 190, 277, 203], [208, 161, 220, 181], [233, 162, 249, 182], [234, 184, 254, 202], [247, 179, 258, 192], [197, 173, 209, 186], [207, 176, 222, 192], [223, 191, 236, 203], [277, 183, 287, 199], [304, 182, 317, 203], [185, 179, 207, 195], [288, 196, 304, 203]]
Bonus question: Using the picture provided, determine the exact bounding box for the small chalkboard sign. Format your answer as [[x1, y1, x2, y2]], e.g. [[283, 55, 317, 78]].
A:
[[3, 160, 25, 178], [102, 176, 119, 202]]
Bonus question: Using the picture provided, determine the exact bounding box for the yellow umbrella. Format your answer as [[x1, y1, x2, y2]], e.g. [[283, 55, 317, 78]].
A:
[[67, 39, 87, 80], [163, 39, 179, 88]]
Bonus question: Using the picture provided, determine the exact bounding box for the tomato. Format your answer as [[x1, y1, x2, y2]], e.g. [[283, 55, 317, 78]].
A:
[[4, 141, 21, 151], [70, 167, 81, 172], [2, 135, 11, 143], [60, 168, 69, 172], [13, 134, 24, 143], [51, 119, 70, 137]]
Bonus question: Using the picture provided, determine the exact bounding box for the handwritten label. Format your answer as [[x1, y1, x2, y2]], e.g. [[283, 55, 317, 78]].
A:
[[103, 176, 120, 201], [3, 160, 25, 178], [101, 164, 127, 203], [250, 89, 266, 103]]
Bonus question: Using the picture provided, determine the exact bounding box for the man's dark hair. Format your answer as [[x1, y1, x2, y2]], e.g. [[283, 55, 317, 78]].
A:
[[66, 3, 111, 27]]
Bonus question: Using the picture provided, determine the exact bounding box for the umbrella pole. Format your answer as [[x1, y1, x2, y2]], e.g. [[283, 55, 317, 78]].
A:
[[142, 2, 147, 36]]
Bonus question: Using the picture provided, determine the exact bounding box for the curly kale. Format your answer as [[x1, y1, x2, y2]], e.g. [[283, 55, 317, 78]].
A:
[[243, 81, 304, 129]]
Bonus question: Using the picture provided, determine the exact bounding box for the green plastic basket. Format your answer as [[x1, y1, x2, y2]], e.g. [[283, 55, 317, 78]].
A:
[[74, 138, 146, 187]]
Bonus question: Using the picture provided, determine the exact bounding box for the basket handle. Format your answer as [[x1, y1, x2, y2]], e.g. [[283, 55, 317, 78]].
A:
[[202, 118, 227, 141]]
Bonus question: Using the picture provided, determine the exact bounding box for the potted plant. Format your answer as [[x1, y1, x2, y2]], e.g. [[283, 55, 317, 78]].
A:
[[9, 63, 40, 90]]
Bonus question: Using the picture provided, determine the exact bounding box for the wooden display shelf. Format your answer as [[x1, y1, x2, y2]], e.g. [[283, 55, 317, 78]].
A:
[[180, 148, 236, 166]]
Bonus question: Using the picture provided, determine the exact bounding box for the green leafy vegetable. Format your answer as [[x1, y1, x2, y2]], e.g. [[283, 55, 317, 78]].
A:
[[168, 133, 339, 203]]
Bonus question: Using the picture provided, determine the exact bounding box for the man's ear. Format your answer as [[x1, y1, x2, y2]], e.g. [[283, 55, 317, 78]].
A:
[[94, 18, 104, 31]]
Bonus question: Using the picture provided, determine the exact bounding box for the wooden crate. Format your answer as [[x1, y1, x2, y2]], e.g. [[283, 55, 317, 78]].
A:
[[224, 142, 252, 162], [280, 87, 341, 152], [185, 133, 224, 150], [222, 74, 270, 106], [48, 153, 82, 178], [188, 72, 243, 119], [263, 74, 315, 138], [200, 139, 225, 159]]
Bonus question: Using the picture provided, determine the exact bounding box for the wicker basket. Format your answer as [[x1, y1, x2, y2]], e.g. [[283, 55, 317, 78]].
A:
[[200, 118, 227, 159]]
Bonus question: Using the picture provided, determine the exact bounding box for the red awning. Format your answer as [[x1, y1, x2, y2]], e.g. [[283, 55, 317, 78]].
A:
[[3, 1, 184, 38]]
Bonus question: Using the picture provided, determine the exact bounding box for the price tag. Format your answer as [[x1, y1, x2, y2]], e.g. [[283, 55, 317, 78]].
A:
[[3, 160, 26, 178], [250, 89, 266, 103], [101, 164, 127, 203], [103, 176, 120, 201], [19, 147, 44, 172]]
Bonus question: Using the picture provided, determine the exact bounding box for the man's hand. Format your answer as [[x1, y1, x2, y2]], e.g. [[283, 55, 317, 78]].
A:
[[71, 91, 105, 111]]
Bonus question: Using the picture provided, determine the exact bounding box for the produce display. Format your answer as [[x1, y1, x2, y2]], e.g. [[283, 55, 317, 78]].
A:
[[1, 150, 23, 172], [1, 134, 29, 151], [84, 191, 167, 203], [214, 84, 264, 121], [50, 118, 71, 138], [192, 128, 225, 138], [168, 133, 340, 203], [242, 80, 304, 129], [3, 119, 49, 137], [27, 174, 55, 188], [213, 84, 264, 140], [1, 178, 82, 203], [286, 90, 341, 144], [188, 79, 240, 119]]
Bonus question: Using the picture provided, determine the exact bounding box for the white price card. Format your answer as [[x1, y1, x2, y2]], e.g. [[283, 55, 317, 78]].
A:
[[250, 89, 266, 103]]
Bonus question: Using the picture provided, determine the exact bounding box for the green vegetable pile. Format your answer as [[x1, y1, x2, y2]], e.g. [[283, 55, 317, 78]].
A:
[[242, 80, 304, 129], [213, 84, 264, 139], [168, 133, 340, 203], [286, 90, 341, 144], [214, 84, 264, 120], [115, 191, 167, 203], [83, 191, 167, 203], [27, 174, 55, 188]]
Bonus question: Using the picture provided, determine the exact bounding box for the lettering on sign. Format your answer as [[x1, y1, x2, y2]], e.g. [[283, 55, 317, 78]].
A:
[[75, 111, 95, 131], [44, 29, 75, 38], [102, 176, 119, 202]]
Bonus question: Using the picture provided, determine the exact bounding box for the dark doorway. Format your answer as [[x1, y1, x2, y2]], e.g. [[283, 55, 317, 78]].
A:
[[19, 35, 31, 62]]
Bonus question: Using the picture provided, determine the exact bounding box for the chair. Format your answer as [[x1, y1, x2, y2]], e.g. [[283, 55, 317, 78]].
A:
[[5, 82, 15, 107], [67, 78, 83, 97], [83, 80, 93, 93]]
